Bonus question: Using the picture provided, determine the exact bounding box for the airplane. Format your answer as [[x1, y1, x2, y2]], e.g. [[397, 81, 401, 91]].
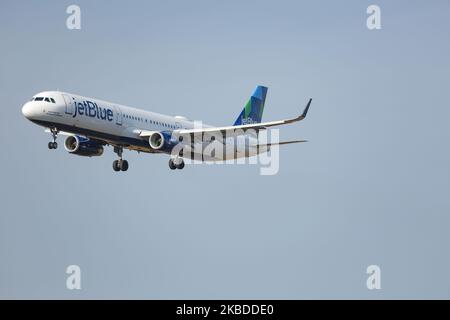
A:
[[21, 85, 312, 172]]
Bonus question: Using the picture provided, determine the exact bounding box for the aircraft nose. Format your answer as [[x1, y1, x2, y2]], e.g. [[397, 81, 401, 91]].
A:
[[22, 102, 34, 119]]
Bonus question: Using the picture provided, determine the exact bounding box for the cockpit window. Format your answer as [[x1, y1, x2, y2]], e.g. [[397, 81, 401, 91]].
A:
[[32, 96, 55, 103]]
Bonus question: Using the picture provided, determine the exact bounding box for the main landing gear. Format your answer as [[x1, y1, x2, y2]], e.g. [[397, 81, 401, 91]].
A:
[[48, 128, 59, 149], [112, 146, 129, 172], [168, 157, 184, 170]]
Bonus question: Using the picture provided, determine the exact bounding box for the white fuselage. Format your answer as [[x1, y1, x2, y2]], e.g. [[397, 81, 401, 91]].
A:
[[22, 91, 263, 160]]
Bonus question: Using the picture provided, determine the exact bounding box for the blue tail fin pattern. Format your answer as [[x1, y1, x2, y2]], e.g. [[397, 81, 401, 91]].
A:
[[233, 86, 268, 126]]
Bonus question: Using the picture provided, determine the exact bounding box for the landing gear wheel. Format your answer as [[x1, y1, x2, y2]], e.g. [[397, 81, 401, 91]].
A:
[[168, 159, 177, 170], [48, 128, 59, 149], [112, 146, 129, 172], [176, 160, 185, 170], [120, 160, 129, 172], [113, 160, 121, 172]]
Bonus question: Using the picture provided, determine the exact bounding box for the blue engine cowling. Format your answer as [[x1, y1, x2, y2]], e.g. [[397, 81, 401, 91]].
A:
[[64, 135, 104, 157], [148, 131, 178, 153]]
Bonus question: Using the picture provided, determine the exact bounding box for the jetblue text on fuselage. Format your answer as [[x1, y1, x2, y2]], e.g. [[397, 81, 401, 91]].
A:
[[73, 100, 114, 121]]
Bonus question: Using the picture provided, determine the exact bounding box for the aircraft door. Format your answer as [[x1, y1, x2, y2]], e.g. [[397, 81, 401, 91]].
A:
[[113, 106, 122, 126], [62, 94, 74, 115]]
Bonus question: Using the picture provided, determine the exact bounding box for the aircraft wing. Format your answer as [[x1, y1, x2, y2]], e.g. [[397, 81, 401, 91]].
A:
[[174, 98, 312, 139]]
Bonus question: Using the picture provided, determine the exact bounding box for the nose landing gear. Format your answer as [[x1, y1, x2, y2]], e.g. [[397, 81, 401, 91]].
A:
[[112, 146, 129, 172], [48, 128, 59, 149]]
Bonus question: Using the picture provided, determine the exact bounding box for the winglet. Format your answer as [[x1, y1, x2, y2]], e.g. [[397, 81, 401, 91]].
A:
[[302, 98, 312, 118]]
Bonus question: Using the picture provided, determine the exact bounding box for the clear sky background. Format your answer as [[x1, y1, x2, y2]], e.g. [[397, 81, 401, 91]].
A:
[[1, 0, 449, 299]]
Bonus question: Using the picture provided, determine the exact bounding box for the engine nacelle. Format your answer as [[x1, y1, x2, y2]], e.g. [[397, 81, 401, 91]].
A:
[[148, 131, 174, 150], [64, 135, 104, 157]]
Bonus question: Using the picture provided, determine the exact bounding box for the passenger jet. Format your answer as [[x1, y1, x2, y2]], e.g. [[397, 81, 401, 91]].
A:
[[21, 86, 312, 171]]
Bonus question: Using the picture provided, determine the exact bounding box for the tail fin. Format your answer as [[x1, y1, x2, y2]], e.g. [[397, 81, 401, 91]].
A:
[[233, 85, 268, 126]]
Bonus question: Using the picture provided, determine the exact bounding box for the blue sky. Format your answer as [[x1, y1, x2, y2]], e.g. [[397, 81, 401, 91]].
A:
[[1, 0, 450, 298]]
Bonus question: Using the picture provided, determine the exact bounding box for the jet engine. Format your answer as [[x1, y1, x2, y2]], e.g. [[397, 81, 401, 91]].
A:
[[148, 131, 174, 150], [64, 135, 104, 157]]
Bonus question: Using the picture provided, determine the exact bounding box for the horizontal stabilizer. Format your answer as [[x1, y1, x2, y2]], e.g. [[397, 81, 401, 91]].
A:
[[257, 140, 308, 148]]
